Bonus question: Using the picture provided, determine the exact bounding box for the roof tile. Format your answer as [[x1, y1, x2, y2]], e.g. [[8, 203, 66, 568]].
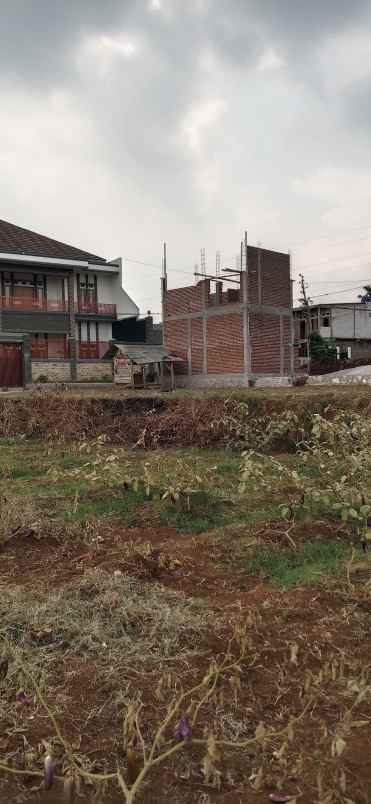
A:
[[0, 219, 106, 264]]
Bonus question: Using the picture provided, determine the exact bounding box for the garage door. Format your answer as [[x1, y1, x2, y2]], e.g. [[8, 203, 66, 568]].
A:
[[0, 343, 23, 387]]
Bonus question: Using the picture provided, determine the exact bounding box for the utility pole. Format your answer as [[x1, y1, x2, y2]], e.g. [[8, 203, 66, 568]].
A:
[[298, 272, 312, 374]]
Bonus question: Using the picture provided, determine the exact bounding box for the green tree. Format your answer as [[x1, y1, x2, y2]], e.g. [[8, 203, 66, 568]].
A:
[[309, 332, 337, 364]]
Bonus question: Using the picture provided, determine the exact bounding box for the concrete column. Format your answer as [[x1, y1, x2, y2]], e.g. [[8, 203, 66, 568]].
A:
[[290, 277, 295, 378], [202, 281, 208, 375], [67, 273, 77, 382], [280, 316, 285, 376], [187, 318, 192, 376], [241, 272, 251, 377], [22, 334, 32, 386]]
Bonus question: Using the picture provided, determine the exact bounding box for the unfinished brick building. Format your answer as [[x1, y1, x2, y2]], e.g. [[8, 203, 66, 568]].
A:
[[162, 245, 294, 387]]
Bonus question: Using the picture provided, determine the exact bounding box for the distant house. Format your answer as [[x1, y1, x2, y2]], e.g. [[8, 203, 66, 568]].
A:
[[293, 302, 371, 365], [0, 219, 138, 386], [162, 245, 294, 387], [113, 312, 163, 345]]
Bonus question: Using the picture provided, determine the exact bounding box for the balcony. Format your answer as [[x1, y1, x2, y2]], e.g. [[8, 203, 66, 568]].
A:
[[0, 297, 117, 316], [77, 342, 110, 360], [75, 302, 116, 316], [0, 296, 67, 312]]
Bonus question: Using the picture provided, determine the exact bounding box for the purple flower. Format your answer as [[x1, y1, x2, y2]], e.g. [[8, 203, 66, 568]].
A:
[[44, 755, 55, 789], [175, 715, 191, 742], [16, 690, 31, 705], [269, 795, 296, 803]]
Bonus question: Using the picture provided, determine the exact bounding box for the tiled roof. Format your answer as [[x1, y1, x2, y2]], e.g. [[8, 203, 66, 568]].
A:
[[0, 219, 106, 264]]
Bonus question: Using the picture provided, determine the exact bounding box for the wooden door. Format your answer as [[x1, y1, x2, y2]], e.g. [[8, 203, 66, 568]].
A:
[[0, 343, 23, 387]]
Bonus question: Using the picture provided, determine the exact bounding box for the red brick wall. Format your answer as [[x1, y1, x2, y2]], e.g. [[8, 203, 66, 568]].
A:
[[191, 318, 203, 374], [250, 313, 281, 375], [247, 247, 291, 308], [163, 319, 188, 373], [164, 281, 208, 316], [163, 247, 292, 379], [207, 313, 244, 374]]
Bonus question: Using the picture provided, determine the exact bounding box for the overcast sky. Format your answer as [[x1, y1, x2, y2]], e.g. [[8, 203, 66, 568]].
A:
[[1, 0, 371, 316]]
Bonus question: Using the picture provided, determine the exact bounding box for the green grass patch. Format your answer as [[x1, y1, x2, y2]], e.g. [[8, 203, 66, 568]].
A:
[[66, 487, 150, 525], [241, 540, 351, 588]]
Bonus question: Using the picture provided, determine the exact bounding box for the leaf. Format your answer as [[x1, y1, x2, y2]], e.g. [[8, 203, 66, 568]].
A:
[[255, 722, 267, 744], [290, 644, 299, 665], [251, 765, 264, 791], [201, 754, 221, 789], [331, 735, 346, 757]]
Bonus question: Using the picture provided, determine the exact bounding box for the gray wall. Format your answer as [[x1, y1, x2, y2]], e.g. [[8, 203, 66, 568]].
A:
[[1, 311, 69, 334]]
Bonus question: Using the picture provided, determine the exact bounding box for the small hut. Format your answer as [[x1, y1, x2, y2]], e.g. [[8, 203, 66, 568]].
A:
[[107, 343, 182, 390]]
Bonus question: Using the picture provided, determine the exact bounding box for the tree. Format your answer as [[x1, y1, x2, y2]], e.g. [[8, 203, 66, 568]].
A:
[[309, 332, 337, 364], [358, 285, 371, 304]]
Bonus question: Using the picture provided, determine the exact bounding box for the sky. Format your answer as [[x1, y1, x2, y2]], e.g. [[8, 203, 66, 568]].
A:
[[1, 0, 371, 318]]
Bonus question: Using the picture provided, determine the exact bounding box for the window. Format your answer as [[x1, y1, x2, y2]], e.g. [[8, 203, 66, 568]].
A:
[[320, 310, 331, 328], [347, 346, 352, 360]]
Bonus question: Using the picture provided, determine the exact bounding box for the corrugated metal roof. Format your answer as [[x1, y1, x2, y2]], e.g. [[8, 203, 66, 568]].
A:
[[112, 342, 182, 364]]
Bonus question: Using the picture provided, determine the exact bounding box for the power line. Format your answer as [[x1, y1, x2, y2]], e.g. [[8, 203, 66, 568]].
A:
[[294, 249, 371, 271], [309, 282, 371, 300]]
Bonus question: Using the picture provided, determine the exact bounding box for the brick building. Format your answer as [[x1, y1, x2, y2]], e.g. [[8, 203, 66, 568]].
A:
[[163, 245, 294, 387]]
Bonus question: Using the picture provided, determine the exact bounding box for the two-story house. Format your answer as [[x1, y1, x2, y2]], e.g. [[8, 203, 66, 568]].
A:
[[0, 219, 139, 386]]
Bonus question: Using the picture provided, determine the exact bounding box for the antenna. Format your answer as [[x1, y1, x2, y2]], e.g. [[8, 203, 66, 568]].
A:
[[200, 248, 206, 276]]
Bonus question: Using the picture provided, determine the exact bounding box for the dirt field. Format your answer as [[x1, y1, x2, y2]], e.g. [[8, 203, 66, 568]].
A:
[[0, 391, 371, 804]]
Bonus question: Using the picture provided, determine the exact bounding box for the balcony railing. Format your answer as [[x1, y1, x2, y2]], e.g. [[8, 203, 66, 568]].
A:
[[75, 302, 116, 316], [77, 341, 110, 360], [0, 297, 67, 312], [0, 297, 117, 316]]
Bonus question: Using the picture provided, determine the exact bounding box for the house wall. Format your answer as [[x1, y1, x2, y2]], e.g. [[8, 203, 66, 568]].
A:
[[163, 246, 293, 384], [1, 311, 69, 334], [31, 360, 114, 382], [32, 361, 72, 382], [76, 361, 113, 381], [330, 306, 371, 340], [98, 321, 113, 341]]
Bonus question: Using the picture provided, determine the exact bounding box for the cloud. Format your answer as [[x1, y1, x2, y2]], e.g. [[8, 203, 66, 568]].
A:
[[0, 0, 371, 316]]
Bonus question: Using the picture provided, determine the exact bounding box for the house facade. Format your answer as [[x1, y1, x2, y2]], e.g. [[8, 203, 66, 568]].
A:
[[163, 245, 294, 387], [293, 303, 371, 365], [0, 219, 138, 386]]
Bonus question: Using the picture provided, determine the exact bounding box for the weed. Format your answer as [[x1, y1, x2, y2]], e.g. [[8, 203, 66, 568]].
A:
[[242, 540, 351, 587]]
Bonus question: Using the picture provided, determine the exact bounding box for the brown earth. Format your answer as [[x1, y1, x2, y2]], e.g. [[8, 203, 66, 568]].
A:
[[1, 523, 371, 804]]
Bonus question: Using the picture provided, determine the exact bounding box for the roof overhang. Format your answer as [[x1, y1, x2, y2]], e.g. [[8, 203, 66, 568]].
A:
[[109, 342, 182, 364], [0, 252, 89, 268]]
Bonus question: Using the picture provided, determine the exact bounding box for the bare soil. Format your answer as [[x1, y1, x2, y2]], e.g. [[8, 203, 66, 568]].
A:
[[1, 522, 371, 804]]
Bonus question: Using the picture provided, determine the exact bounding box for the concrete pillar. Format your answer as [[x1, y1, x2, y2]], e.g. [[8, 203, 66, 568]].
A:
[[241, 272, 251, 377], [187, 318, 192, 376], [202, 281, 208, 375], [67, 273, 77, 382], [22, 334, 32, 386], [280, 316, 284, 376]]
